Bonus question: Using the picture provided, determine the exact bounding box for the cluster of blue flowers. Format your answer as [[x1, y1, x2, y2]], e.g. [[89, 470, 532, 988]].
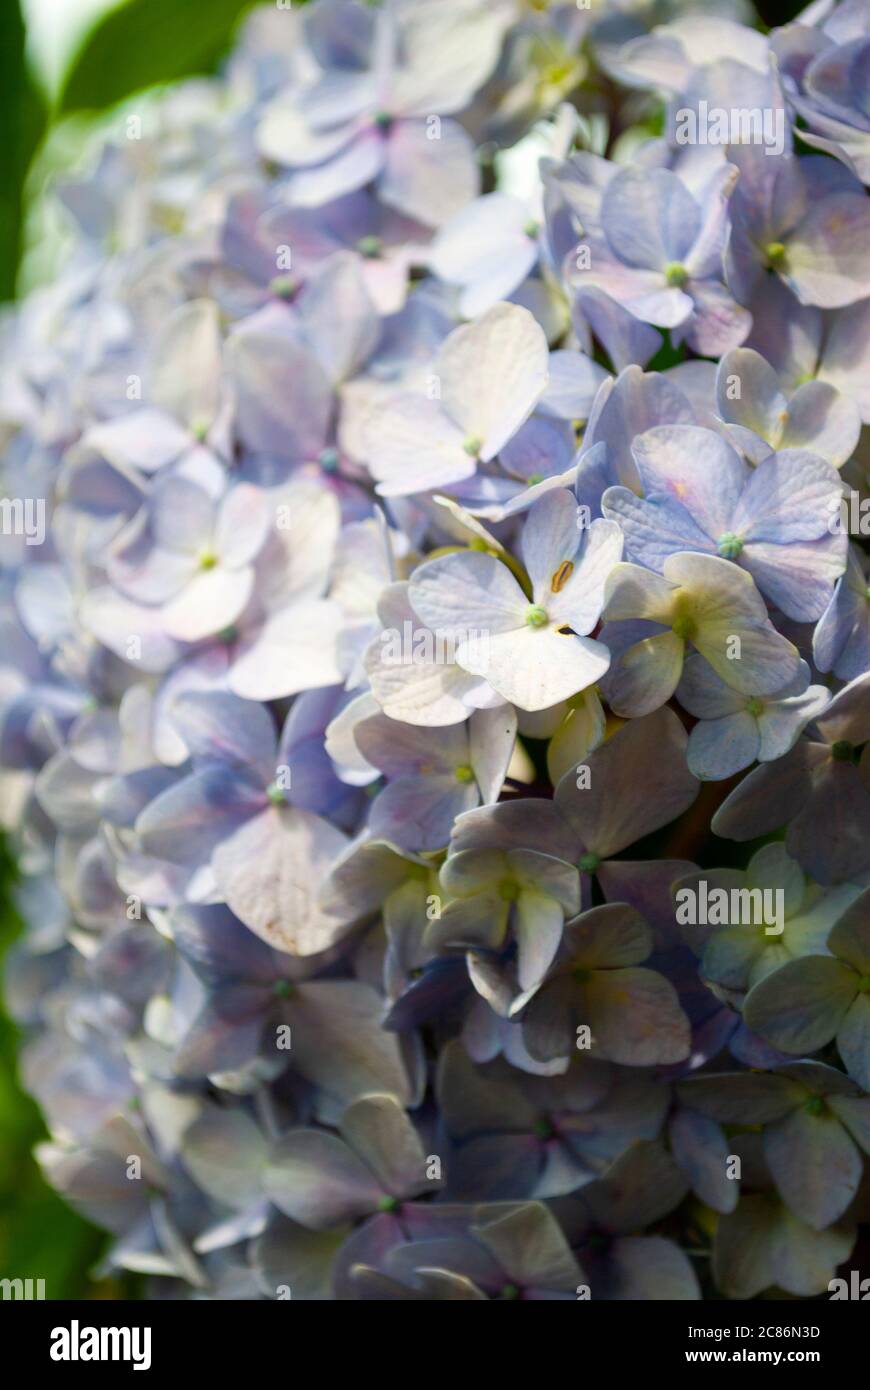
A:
[[2, 0, 869, 1300]]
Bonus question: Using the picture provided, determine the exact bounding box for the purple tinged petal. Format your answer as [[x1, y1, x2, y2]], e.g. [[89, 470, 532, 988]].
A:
[[136, 766, 264, 864], [731, 449, 842, 544], [212, 806, 350, 956], [602, 168, 700, 271], [265, 1130, 383, 1229], [368, 774, 478, 852], [537, 351, 609, 422], [181, 1110, 268, 1211], [171, 903, 287, 988], [763, 1107, 862, 1230], [162, 566, 255, 644], [712, 740, 826, 842], [838, 995, 870, 1092], [713, 1194, 855, 1299], [228, 600, 344, 702], [828, 889, 870, 975], [289, 979, 413, 1111], [604, 628, 685, 718], [151, 299, 222, 430], [820, 296, 870, 421], [170, 691, 276, 781], [472, 1203, 582, 1292], [84, 409, 191, 474], [589, 1234, 700, 1301], [572, 286, 662, 372], [742, 533, 847, 623], [813, 546, 870, 679], [227, 325, 333, 461], [716, 348, 787, 440], [743, 955, 859, 1054], [367, 394, 473, 495], [602, 486, 717, 572], [380, 119, 479, 227], [677, 654, 745, 718], [785, 192, 870, 307], [287, 127, 387, 207], [499, 417, 575, 482], [633, 425, 749, 539], [781, 380, 861, 466], [439, 303, 550, 461], [409, 550, 526, 639], [340, 1094, 430, 1200], [428, 193, 536, 315], [585, 967, 691, 1066], [468, 705, 516, 806], [295, 252, 380, 385], [556, 707, 699, 858], [515, 890, 565, 995], [756, 684, 831, 762], [687, 710, 760, 781], [681, 280, 751, 358]]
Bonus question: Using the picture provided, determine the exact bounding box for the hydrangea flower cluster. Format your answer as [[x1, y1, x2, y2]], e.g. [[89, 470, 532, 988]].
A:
[[1, 0, 869, 1301]]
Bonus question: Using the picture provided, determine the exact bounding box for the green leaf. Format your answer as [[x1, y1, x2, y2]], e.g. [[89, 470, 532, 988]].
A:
[[0, 0, 46, 301], [0, 839, 110, 1296], [59, 0, 258, 114]]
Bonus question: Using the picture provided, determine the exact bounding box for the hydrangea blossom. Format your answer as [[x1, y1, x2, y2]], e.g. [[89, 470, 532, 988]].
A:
[[1, 0, 868, 1304]]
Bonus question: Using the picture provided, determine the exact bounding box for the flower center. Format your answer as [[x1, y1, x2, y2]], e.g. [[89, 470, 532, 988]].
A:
[[318, 447, 340, 474], [664, 261, 689, 288], [454, 764, 475, 784], [578, 852, 600, 873], [717, 531, 744, 560], [803, 1096, 824, 1116], [671, 614, 696, 641], [273, 979, 294, 998], [198, 549, 219, 571], [764, 241, 787, 269], [378, 1195, 400, 1212], [269, 274, 298, 301], [266, 782, 287, 805], [746, 697, 765, 718], [499, 880, 520, 902], [831, 740, 855, 761], [356, 235, 383, 259], [525, 604, 549, 628], [462, 434, 483, 457]]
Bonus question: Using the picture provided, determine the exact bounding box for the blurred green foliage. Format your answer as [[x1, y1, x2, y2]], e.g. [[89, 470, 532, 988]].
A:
[[4, 0, 262, 302], [0, 1, 46, 301], [0, 840, 112, 1298], [59, 0, 256, 113]]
